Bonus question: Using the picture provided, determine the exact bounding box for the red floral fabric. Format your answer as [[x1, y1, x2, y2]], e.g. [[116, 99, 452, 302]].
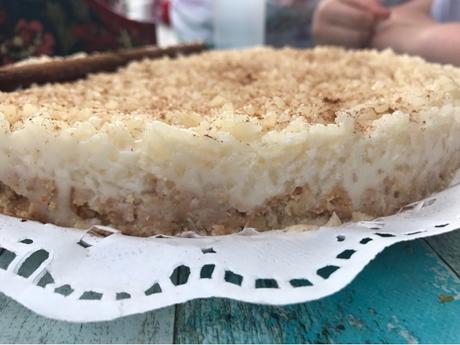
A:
[[0, 0, 157, 66]]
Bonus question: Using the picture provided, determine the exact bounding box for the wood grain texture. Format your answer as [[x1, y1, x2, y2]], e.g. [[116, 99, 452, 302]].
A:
[[0, 293, 175, 343], [174, 240, 460, 343], [0, 43, 206, 91], [426, 231, 460, 276]]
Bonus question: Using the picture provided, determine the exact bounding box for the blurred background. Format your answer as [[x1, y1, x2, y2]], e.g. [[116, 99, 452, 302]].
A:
[[0, 0, 410, 65]]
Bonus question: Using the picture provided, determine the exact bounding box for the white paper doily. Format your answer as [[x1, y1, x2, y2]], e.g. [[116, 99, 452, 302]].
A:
[[1, 178, 460, 322]]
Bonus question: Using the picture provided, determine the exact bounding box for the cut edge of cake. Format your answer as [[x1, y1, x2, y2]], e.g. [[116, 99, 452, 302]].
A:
[[0, 47, 460, 236]]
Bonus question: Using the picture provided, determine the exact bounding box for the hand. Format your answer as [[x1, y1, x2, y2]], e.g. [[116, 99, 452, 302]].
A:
[[369, 0, 460, 66], [312, 0, 390, 48], [370, 0, 433, 52]]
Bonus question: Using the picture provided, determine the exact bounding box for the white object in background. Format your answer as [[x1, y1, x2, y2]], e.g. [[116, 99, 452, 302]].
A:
[[171, 0, 213, 44], [213, 0, 266, 49], [125, 0, 155, 22], [156, 24, 179, 47]]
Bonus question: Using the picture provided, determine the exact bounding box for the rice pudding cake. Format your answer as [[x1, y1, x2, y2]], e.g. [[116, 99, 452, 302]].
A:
[[1, 47, 460, 236]]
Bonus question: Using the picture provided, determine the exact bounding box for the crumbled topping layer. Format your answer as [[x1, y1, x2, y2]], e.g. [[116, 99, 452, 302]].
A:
[[1, 47, 459, 135]]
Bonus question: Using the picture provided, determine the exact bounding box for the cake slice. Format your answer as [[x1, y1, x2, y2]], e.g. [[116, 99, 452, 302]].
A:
[[0, 47, 459, 236]]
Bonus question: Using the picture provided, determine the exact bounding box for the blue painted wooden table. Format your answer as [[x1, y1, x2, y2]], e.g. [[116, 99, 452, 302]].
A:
[[0, 231, 459, 343]]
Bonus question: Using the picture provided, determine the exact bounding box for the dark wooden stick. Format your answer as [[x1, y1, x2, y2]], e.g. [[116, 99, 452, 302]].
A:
[[0, 43, 206, 92]]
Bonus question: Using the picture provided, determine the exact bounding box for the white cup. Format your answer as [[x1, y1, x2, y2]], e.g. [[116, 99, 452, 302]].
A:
[[213, 0, 266, 49]]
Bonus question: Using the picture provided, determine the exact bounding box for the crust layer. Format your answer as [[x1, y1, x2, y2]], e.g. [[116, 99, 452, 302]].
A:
[[0, 152, 456, 237]]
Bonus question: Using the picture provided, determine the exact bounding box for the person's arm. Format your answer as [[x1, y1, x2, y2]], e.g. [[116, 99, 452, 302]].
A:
[[371, 0, 460, 65], [312, 0, 390, 48]]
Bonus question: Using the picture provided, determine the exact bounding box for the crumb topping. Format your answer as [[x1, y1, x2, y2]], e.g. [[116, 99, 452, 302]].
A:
[[1, 47, 459, 134]]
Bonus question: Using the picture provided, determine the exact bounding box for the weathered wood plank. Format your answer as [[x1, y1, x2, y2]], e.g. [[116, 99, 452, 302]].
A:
[[175, 240, 460, 343], [0, 293, 175, 344], [426, 230, 460, 276]]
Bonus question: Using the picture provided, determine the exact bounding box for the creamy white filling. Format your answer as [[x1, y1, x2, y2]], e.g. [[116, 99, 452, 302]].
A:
[[0, 104, 459, 219]]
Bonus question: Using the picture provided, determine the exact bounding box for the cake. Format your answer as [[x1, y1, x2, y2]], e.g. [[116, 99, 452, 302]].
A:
[[0, 47, 460, 236]]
